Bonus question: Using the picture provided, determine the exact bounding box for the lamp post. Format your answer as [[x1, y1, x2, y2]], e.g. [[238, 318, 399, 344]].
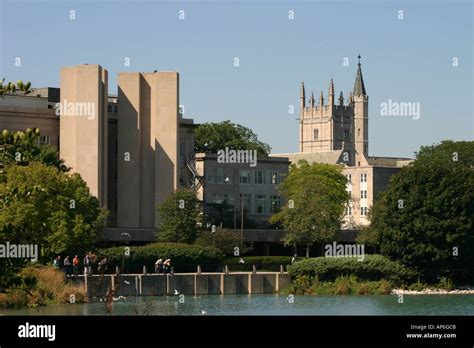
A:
[[240, 193, 244, 247]]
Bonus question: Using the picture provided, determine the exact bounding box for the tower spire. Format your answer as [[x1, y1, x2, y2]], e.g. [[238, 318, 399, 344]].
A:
[[309, 92, 315, 107], [339, 91, 344, 105], [328, 79, 335, 106], [319, 91, 324, 106], [300, 81, 306, 110], [353, 55, 367, 97]]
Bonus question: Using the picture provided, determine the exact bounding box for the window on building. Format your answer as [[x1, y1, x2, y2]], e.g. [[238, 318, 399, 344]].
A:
[[270, 195, 281, 213], [346, 174, 352, 183], [360, 173, 367, 183], [108, 104, 113, 112], [344, 130, 349, 139], [213, 193, 228, 204], [114, 105, 118, 113], [255, 195, 267, 214], [271, 171, 280, 185], [240, 170, 251, 184], [36, 135, 50, 145], [360, 206, 368, 216], [255, 170, 266, 185], [314, 129, 319, 140], [360, 190, 367, 199], [346, 205, 352, 216], [208, 167, 224, 184], [242, 194, 251, 213], [358, 128, 361, 136]]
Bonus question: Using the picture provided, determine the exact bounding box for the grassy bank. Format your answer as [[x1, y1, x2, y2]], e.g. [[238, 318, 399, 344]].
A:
[[285, 275, 392, 295], [284, 275, 463, 296], [0, 266, 87, 309]]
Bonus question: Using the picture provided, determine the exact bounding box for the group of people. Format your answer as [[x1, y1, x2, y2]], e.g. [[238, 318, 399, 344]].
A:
[[52, 253, 108, 276], [154, 258, 172, 274]]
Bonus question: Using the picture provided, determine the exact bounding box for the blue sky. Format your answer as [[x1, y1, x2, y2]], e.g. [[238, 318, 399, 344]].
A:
[[1, 0, 472, 157]]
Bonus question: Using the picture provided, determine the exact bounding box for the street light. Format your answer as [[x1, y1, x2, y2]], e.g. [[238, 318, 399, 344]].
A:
[[240, 193, 244, 247]]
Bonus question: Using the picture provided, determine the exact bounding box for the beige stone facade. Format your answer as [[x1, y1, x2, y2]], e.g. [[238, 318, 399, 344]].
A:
[[273, 60, 412, 228], [59, 64, 109, 207], [116, 71, 180, 228]]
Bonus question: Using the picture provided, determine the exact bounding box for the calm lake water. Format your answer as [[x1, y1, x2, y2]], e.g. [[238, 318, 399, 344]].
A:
[[1, 294, 473, 316]]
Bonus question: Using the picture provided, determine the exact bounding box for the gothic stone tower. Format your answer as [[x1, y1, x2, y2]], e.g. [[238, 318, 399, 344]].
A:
[[299, 56, 369, 167]]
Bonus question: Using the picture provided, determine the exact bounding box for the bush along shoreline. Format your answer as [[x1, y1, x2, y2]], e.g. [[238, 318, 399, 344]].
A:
[[285, 255, 473, 295], [0, 265, 87, 309]]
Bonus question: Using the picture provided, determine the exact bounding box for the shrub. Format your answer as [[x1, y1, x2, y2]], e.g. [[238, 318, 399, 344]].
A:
[[224, 256, 293, 272], [195, 228, 252, 256], [287, 254, 417, 285], [99, 243, 224, 273], [334, 276, 352, 295]]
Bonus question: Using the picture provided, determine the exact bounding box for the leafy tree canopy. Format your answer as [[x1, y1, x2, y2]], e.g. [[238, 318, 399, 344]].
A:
[[194, 120, 271, 156], [0, 163, 107, 261], [157, 189, 201, 244], [359, 141, 474, 283], [270, 160, 350, 257]]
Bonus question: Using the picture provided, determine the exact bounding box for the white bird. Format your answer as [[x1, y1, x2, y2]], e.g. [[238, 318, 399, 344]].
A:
[[113, 296, 126, 301], [239, 258, 245, 264], [173, 289, 179, 295], [201, 310, 208, 315], [123, 280, 130, 285]]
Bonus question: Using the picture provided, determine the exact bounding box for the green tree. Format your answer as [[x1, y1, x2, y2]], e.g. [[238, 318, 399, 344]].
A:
[[157, 189, 201, 244], [194, 120, 271, 156], [359, 141, 474, 283], [195, 228, 252, 256], [0, 128, 67, 174], [270, 160, 350, 257], [0, 163, 107, 262]]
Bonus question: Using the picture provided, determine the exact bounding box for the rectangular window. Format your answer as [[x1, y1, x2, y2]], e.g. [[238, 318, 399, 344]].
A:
[[240, 170, 251, 184], [208, 168, 224, 184], [360, 173, 367, 183], [270, 195, 281, 213], [270, 171, 280, 185], [255, 170, 266, 185], [314, 129, 319, 140], [213, 193, 228, 204], [108, 104, 113, 112], [346, 174, 352, 183], [360, 190, 367, 199], [255, 194, 266, 214], [242, 194, 251, 213], [36, 135, 50, 145], [360, 207, 368, 216], [346, 205, 352, 216]]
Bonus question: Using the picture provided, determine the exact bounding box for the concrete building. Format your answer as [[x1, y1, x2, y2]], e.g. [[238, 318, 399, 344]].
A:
[[116, 71, 180, 229], [0, 65, 195, 241], [194, 153, 290, 228], [59, 64, 109, 206], [272, 57, 412, 229], [0, 88, 59, 148]]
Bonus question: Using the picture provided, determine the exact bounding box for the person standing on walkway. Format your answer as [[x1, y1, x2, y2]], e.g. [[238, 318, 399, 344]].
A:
[[163, 258, 171, 274], [73, 255, 79, 276], [83, 253, 91, 276], [155, 258, 163, 273], [64, 256, 72, 276], [53, 256, 61, 270]]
